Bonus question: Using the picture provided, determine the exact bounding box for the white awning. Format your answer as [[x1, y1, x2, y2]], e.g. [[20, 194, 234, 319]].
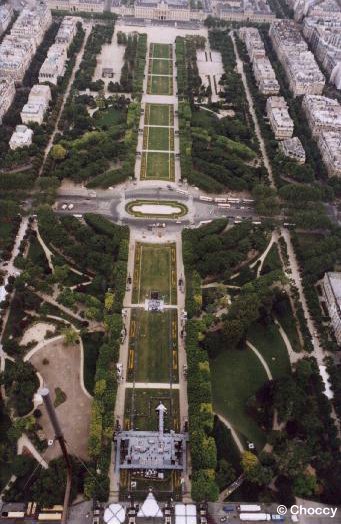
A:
[[104, 504, 126, 524], [137, 492, 163, 518]]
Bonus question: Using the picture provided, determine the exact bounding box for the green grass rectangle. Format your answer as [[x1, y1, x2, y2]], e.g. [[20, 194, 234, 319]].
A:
[[246, 321, 291, 380], [145, 104, 173, 126], [128, 308, 178, 383], [151, 59, 172, 75], [132, 242, 177, 304], [147, 75, 173, 95], [151, 43, 172, 59], [141, 151, 175, 181], [144, 126, 173, 151], [210, 347, 267, 450], [124, 388, 180, 431]]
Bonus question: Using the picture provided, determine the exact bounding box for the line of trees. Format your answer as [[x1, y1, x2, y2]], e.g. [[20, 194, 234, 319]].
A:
[[117, 33, 147, 97], [83, 215, 129, 500], [73, 23, 114, 92]]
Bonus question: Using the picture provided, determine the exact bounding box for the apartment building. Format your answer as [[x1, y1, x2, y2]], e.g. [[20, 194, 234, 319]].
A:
[[331, 63, 341, 90], [39, 43, 67, 84], [303, 18, 341, 89], [0, 36, 35, 81], [21, 83, 51, 125], [253, 57, 280, 94], [318, 131, 341, 177], [55, 16, 81, 46], [11, 1, 52, 49], [20, 101, 46, 125], [29, 84, 52, 105], [279, 136, 306, 163], [240, 26, 266, 60], [0, 4, 13, 36], [322, 272, 341, 344], [292, 0, 341, 22], [240, 27, 279, 95], [285, 50, 326, 96], [266, 96, 294, 139], [9, 124, 34, 150], [0, 77, 15, 123], [302, 95, 341, 136], [269, 19, 325, 97], [0, 2, 52, 83]]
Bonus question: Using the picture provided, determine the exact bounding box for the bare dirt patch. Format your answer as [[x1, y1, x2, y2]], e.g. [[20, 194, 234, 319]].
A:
[[20, 322, 56, 346], [29, 338, 91, 461]]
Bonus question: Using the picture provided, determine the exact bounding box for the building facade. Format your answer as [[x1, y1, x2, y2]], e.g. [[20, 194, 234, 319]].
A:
[[279, 136, 306, 163], [21, 83, 51, 124], [39, 43, 67, 84], [318, 131, 341, 177], [216, 0, 275, 22], [302, 94, 341, 136], [9, 124, 34, 149], [0, 2, 52, 83], [322, 272, 341, 345], [0, 4, 13, 36], [240, 27, 280, 95], [269, 19, 325, 97], [266, 96, 294, 139], [0, 77, 15, 123]]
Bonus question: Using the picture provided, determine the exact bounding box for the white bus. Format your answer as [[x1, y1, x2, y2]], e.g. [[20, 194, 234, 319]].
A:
[[199, 196, 213, 202], [239, 514, 270, 521], [238, 505, 262, 512], [217, 203, 231, 208], [38, 512, 62, 521], [214, 197, 227, 203], [227, 197, 240, 203]]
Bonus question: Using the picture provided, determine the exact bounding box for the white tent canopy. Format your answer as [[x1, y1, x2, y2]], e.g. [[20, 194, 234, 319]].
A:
[[104, 504, 126, 524], [137, 491, 163, 518], [175, 504, 197, 524]]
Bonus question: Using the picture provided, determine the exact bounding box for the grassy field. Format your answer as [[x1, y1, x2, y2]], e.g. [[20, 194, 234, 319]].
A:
[[274, 295, 303, 353], [145, 104, 173, 126], [210, 348, 268, 450], [93, 106, 126, 129], [247, 320, 291, 379], [147, 75, 173, 95], [128, 309, 178, 383], [143, 126, 173, 151], [151, 58, 173, 75], [124, 388, 180, 431], [132, 242, 177, 304], [150, 43, 172, 59], [141, 152, 175, 180]]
